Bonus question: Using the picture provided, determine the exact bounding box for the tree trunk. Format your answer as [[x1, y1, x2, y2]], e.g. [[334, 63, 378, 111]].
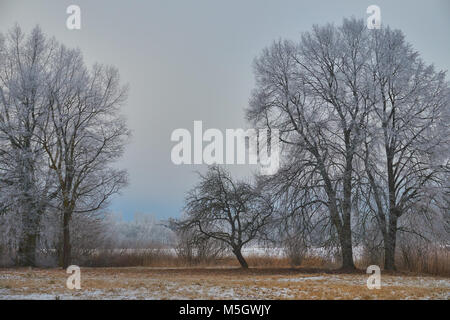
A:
[[320, 137, 356, 271], [339, 225, 356, 270], [340, 132, 356, 271], [62, 209, 72, 269], [233, 248, 248, 269], [327, 198, 356, 270], [17, 202, 39, 267], [325, 182, 355, 270], [16, 153, 39, 267], [384, 148, 398, 271], [17, 221, 37, 267], [384, 213, 398, 271]]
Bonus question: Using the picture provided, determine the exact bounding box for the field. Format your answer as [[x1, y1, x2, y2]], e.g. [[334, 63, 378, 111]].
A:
[[0, 267, 448, 300]]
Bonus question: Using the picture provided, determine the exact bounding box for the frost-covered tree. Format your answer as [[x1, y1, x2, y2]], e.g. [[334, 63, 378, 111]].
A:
[[247, 19, 374, 269], [248, 18, 449, 271], [361, 26, 450, 270], [0, 25, 58, 266], [0, 25, 130, 267], [41, 47, 130, 268]]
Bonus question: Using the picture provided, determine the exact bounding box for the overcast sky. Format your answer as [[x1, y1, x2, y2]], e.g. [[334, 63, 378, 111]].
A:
[[1, 0, 449, 220]]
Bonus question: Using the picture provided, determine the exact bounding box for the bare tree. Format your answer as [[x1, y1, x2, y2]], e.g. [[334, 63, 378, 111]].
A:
[[0, 25, 58, 266], [248, 18, 449, 271], [40, 46, 130, 268], [247, 19, 374, 269], [170, 166, 274, 268], [361, 27, 450, 270], [0, 25, 130, 268]]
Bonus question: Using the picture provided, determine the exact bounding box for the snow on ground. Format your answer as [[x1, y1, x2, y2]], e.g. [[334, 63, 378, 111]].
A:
[[278, 276, 327, 282], [0, 268, 448, 300]]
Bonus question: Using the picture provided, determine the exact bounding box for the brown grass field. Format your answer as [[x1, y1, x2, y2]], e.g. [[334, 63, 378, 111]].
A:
[[0, 267, 448, 300]]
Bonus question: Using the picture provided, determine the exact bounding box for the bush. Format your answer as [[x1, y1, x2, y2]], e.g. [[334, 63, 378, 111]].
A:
[[175, 229, 226, 265], [283, 237, 307, 267]]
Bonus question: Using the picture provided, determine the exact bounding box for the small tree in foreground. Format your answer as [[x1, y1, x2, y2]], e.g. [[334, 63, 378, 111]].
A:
[[170, 166, 274, 268]]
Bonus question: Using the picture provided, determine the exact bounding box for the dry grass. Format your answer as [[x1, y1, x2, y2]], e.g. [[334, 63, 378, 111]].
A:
[[0, 267, 448, 300], [353, 245, 450, 277], [77, 250, 334, 269], [73, 248, 450, 278], [80, 249, 182, 268], [396, 245, 450, 276]]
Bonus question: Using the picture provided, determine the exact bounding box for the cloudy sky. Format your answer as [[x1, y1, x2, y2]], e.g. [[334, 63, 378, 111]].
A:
[[1, 0, 449, 220]]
